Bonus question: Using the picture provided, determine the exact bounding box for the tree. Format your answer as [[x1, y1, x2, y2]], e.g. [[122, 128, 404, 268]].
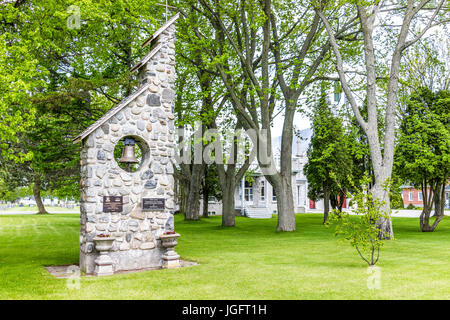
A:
[[304, 87, 352, 223], [0, 0, 82, 213], [1, 92, 91, 213], [0, 1, 47, 164], [201, 164, 222, 218], [328, 176, 390, 266], [1, 0, 166, 213], [178, 0, 358, 231], [173, 41, 222, 221], [214, 120, 251, 227], [315, 0, 448, 238], [395, 88, 449, 232], [400, 33, 449, 94], [173, 75, 210, 221]]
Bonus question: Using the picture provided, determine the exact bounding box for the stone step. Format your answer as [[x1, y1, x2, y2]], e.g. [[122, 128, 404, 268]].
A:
[[244, 207, 272, 219]]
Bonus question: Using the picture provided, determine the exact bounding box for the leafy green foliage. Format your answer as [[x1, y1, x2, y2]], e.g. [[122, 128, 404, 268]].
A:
[[395, 88, 449, 186], [304, 88, 352, 212], [0, 4, 48, 162], [0, 178, 33, 203], [202, 164, 222, 202], [0, 0, 167, 201], [328, 176, 391, 266], [388, 175, 405, 209], [394, 87, 449, 230]]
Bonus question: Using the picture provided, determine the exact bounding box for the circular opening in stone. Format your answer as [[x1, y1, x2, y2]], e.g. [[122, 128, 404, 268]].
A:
[[114, 136, 149, 173]]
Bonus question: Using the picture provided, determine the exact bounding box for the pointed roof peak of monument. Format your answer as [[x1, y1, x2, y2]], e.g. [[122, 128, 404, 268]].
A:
[[141, 13, 180, 49], [130, 13, 179, 74]]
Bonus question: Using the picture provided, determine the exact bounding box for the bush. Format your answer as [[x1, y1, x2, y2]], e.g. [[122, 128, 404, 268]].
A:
[[327, 176, 391, 266], [406, 203, 415, 210], [390, 195, 404, 209]]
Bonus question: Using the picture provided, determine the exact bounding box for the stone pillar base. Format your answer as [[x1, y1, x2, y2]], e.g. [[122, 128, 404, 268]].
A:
[[160, 233, 180, 269], [95, 254, 114, 276], [162, 252, 180, 269]]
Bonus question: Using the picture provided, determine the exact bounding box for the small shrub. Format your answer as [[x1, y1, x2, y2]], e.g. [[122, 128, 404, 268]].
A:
[[390, 196, 404, 209], [327, 176, 391, 266], [406, 203, 415, 210]]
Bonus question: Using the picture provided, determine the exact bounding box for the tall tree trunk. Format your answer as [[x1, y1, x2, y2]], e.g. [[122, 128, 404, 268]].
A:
[[421, 180, 445, 232], [269, 101, 296, 232], [323, 184, 330, 224], [371, 180, 393, 239], [274, 176, 296, 231], [221, 178, 236, 227], [330, 194, 337, 210], [215, 119, 250, 228], [433, 181, 445, 218], [202, 181, 209, 219], [338, 190, 345, 212], [260, 0, 294, 232], [184, 164, 203, 220], [33, 180, 47, 214], [177, 176, 189, 214]]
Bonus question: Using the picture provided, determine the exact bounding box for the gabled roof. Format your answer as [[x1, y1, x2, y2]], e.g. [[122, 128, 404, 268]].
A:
[[130, 43, 163, 73], [73, 83, 150, 144], [141, 13, 180, 48]]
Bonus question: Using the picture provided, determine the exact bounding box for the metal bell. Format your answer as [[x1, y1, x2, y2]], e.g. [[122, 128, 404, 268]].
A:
[[119, 138, 139, 164]]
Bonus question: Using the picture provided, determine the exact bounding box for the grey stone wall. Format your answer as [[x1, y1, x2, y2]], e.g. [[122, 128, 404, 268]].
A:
[[79, 23, 176, 274]]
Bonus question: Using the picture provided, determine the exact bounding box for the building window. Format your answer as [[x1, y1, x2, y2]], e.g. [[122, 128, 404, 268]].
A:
[[244, 181, 253, 202], [297, 184, 307, 206], [409, 192, 413, 201], [260, 180, 265, 201], [418, 192, 423, 201], [272, 187, 277, 202]]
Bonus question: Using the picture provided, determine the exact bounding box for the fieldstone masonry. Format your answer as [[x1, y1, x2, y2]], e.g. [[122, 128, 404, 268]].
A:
[[73, 14, 180, 275]]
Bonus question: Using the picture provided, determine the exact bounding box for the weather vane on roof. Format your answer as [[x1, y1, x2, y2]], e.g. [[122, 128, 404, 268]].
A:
[[155, 0, 178, 22]]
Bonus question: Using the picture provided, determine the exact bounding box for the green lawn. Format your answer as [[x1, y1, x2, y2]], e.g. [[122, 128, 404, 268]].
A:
[[0, 213, 449, 299], [1, 206, 80, 213]]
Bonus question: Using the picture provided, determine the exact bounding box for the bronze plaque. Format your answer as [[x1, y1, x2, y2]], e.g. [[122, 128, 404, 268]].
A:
[[103, 196, 123, 213], [142, 198, 165, 211]]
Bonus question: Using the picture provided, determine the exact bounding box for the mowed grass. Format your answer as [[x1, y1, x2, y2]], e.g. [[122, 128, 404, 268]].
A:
[[0, 213, 449, 299], [1, 206, 80, 213]]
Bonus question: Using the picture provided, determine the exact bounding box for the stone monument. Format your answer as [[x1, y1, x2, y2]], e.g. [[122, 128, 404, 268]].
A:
[[73, 13, 180, 275]]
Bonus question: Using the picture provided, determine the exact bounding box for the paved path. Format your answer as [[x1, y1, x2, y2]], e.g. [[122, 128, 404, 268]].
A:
[[391, 209, 450, 218], [305, 209, 449, 218]]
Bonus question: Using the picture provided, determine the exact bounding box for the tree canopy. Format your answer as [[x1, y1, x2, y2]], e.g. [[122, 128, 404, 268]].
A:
[[395, 87, 449, 231]]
